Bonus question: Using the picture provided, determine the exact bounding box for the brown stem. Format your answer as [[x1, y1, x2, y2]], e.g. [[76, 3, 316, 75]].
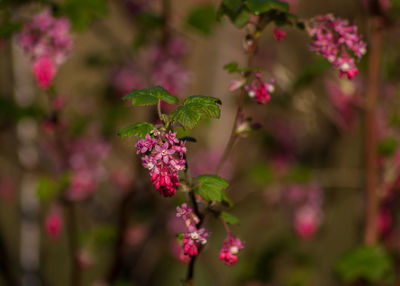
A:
[[215, 44, 254, 175], [65, 201, 81, 286], [364, 17, 383, 246]]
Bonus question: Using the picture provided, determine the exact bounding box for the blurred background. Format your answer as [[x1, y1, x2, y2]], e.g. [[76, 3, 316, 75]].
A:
[[0, 0, 400, 285]]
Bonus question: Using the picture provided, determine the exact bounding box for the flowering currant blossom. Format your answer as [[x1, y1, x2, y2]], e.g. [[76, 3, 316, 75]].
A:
[[308, 15, 366, 79], [17, 9, 73, 89], [245, 73, 275, 104], [219, 233, 244, 266], [176, 204, 208, 261], [273, 27, 286, 42], [136, 130, 186, 197], [33, 55, 56, 89], [45, 207, 62, 239]]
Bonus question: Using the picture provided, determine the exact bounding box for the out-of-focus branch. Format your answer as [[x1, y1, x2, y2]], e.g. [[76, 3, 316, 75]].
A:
[[364, 2, 384, 246]]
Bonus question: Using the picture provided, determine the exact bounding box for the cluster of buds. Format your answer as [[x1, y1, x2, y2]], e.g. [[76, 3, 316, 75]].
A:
[[18, 9, 73, 89], [245, 73, 275, 104], [176, 204, 208, 260], [136, 130, 186, 197], [219, 233, 244, 266], [308, 14, 366, 79], [66, 138, 110, 201]]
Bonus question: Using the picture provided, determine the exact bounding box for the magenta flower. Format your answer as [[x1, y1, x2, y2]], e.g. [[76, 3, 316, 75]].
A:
[[136, 131, 186, 197], [293, 205, 321, 240], [308, 15, 366, 79], [245, 73, 275, 104], [273, 27, 286, 42], [33, 55, 56, 90], [219, 233, 244, 266], [183, 228, 208, 257], [45, 207, 62, 240], [17, 9, 73, 89]]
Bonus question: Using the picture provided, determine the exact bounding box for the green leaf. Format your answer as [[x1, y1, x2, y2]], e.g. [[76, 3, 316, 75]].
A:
[[223, 0, 243, 11], [123, 86, 179, 106], [170, 95, 222, 129], [336, 245, 395, 283], [223, 62, 239, 73], [186, 5, 218, 35], [62, 0, 108, 31], [244, 0, 289, 15], [195, 174, 229, 202], [221, 192, 234, 207], [378, 137, 398, 157], [233, 9, 251, 27], [286, 165, 312, 183], [37, 177, 56, 202], [118, 122, 154, 139], [221, 211, 239, 225]]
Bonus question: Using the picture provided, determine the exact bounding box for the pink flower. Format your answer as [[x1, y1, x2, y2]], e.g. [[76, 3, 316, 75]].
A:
[[183, 228, 208, 256], [219, 233, 244, 266], [294, 205, 321, 240], [33, 56, 56, 90], [228, 78, 246, 92], [137, 131, 186, 197], [308, 15, 366, 79], [245, 73, 275, 104], [273, 27, 286, 42], [45, 208, 62, 239]]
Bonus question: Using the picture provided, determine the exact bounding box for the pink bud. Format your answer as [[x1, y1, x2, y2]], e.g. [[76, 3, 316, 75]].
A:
[[33, 56, 56, 90], [45, 208, 62, 239]]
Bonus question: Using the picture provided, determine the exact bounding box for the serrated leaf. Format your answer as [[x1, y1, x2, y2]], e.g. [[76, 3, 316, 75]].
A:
[[186, 5, 218, 35], [170, 95, 222, 129], [221, 211, 239, 224], [123, 86, 179, 106], [336, 245, 395, 283], [195, 174, 229, 202], [245, 0, 289, 15], [118, 122, 154, 139]]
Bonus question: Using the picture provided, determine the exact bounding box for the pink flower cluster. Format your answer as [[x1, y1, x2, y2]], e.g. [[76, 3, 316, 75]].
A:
[[285, 184, 323, 240], [150, 38, 190, 96], [176, 204, 208, 260], [245, 73, 275, 104], [219, 233, 244, 266], [66, 138, 110, 201], [136, 131, 186, 197], [18, 9, 73, 89], [308, 15, 366, 79], [111, 65, 145, 96]]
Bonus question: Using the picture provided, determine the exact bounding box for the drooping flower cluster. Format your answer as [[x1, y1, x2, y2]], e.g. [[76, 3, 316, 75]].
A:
[[17, 9, 73, 89], [245, 73, 275, 104], [110, 65, 145, 96], [149, 38, 190, 96], [219, 233, 244, 266], [176, 204, 208, 260], [66, 138, 110, 201], [285, 183, 323, 240], [308, 15, 366, 79], [136, 130, 186, 197]]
